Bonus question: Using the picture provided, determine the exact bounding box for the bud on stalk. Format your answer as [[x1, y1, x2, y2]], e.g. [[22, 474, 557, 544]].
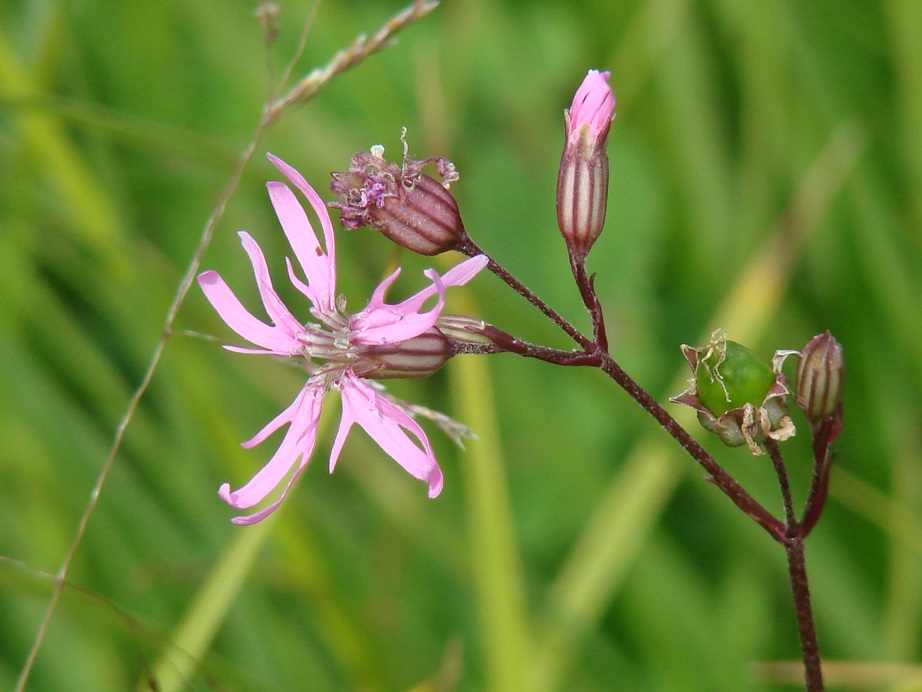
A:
[[795, 331, 844, 424], [557, 70, 616, 259]]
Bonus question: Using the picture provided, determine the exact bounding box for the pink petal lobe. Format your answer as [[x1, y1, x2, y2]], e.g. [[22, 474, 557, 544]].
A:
[[197, 270, 298, 353], [363, 267, 403, 312], [238, 231, 304, 337], [219, 385, 324, 523], [331, 374, 443, 497], [267, 155, 338, 300], [266, 182, 336, 314], [391, 255, 488, 312], [351, 256, 488, 346]]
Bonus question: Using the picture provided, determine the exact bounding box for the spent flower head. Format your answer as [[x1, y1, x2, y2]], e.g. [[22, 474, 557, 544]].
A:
[[329, 129, 467, 255], [671, 329, 795, 455], [557, 69, 616, 259], [198, 154, 487, 524]]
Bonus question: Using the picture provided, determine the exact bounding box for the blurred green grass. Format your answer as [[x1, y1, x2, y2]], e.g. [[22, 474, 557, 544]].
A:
[[2, 0, 921, 689]]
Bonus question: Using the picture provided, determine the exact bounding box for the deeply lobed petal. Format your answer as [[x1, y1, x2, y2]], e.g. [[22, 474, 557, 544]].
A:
[[267, 153, 339, 314], [238, 231, 305, 338], [219, 384, 324, 525], [331, 373, 443, 498], [351, 255, 489, 346], [266, 180, 336, 315], [197, 270, 301, 354]]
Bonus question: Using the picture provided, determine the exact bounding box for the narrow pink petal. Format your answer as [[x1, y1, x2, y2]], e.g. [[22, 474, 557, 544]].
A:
[[331, 374, 443, 498], [388, 255, 488, 314], [352, 303, 443, 345], [266, 182, 336, 314], [238, 231, 304, 337], [439, 254, 490, 287], [219, 385, 323, 517], [223, 345, 289, 355], [350, 255, 487, 346], [351, 273, 444, 346], [198, 270, 298, 353], [267, 154, 338, 305], [363, 267, 403, 313], [240, 390, 303, 449], [285, 257, 314, 303]]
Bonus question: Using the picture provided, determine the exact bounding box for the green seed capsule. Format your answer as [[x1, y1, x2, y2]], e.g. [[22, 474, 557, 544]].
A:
[[695, 341, 775, 417]]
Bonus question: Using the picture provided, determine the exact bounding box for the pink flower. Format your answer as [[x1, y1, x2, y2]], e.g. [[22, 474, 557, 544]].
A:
[[198, 154, 488, 525]]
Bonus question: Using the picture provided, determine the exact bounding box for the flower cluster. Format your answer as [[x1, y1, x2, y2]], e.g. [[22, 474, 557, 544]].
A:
[[198, 69, 845, 572], [200, 72, 618, 524], [198, 154, 486, 524]]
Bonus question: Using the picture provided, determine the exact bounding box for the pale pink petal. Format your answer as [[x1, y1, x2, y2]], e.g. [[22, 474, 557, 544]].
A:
[[351, 255, 488, 345], [240, 389, 305, 450], [349, 267, 441, 344], [364, 267, 403, 312], [218, 384, 324, 523], [389, 255, 488, 313], [285, 257, 314, 303], [352, 275, 445, 345], [223, 345, 290, 356], [568, 70, 615, 140], [198, 270, 299, 353], [238, 231, 304, 337], [438, 253, 490, 287], [330, 374, 443, 498], [266, 181, 336, 315], [267, 154, 338, 309]]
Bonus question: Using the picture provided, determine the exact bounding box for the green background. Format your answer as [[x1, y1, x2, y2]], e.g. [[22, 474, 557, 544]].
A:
[[2, 0, 921, 689]]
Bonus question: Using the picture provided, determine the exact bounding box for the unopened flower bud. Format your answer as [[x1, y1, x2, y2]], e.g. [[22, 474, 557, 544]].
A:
[[354, 327, 454, 379], [795, 331, 844, 423], [330, 132, 467, 256], [557, 70, 616, 259]]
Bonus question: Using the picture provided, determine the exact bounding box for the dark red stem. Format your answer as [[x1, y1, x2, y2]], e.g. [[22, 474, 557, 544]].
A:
[[458, 238, 594, 351], [785, 540, 824, 691]]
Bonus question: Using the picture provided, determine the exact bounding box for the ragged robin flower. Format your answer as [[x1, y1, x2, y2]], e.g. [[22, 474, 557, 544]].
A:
[[198, 154, 488, 525]]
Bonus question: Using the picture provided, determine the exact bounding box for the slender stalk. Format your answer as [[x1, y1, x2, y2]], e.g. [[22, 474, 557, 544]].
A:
[[568, 251, 608, 351], [596, 353, 787, 542], [764, 438, 798, 529], [785, 540, 824, 691], [464, 240, 785, 541], [458, 238, 593, 351], [454, 336, 600, 367], [801, 409, 842, 537]]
